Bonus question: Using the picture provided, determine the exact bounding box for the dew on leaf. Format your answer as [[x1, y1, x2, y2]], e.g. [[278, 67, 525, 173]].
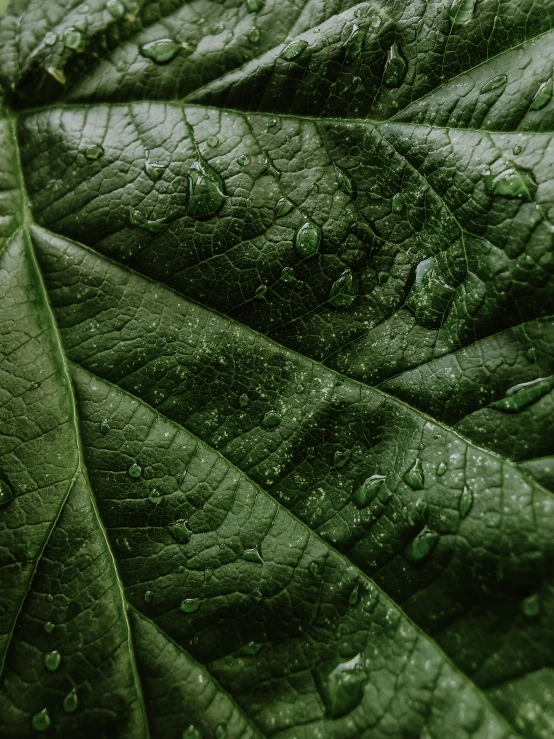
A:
[[127, 462, 142, 479], [295, 220, 321, 258], [239, 393, 249, 407], [275, 197, 295, 218], [63, 688, 79, 713], [344, 25, 365, 63], [530, 77, 553, 111], [312, 653, 366, 718], [267, 117, 278, 128], [129, 209, 167, 234], [436, 461, 447, 477], [254, 285, 267, 300], [352, 474, 386, 508], [85, 144, 104, 161], [448, 0, 476, 24], [242, 545, 264, 564], [44, 650, 61, 671], [405, 527, 439, 564], [524, 347, 537, 362], [459, 485, 473, 518], [490, 375, 554, 413], [483, 163, 537, 200], [187, 159, 226, 219], [329, 270, 356, 308], [245, 0, 263, 11], [333, 449, 351, 469], [144, 152, 166, 182], [480, 74, 507, 93], [262, 410, 281, 429], [237, 641, 263, 655], [32, 709, 51, 732], [141, 39, 195, 64], [0, 474, 16, 507], [182, 725, 202, 739], [406, 256, 457, 329], [370, 15, 382, 28], [106, 0, 126, 19], [403, 458, 424, 490], [64, 27, 85, 52], [369, 184, 382, 200], [391, 192, 404, 212], [44, 32, 58, 46], [47, 594, 54, 603], [280, 39, 309, 61], [237, 154, 250, 166], [308, 561, 322, 576], [248, 27, 261, 44], [206, 135, 219, 148], [295, 384, 304, 394], [99, 418, 110, 435], [335, 165, 355, 197], [349, 584, 360, 606], [144, 590, 154, 604], [180, 598, 201, 613], [521, 594, 540, 618], [47, 66, 67, 85], [513, 145, 523, 155], [44, 621, 55, 634], [168, 519, 192, 544], [383, 41, 407, 87]]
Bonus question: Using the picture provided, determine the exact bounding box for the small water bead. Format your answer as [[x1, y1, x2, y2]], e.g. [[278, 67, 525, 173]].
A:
[[281, 267, 295, 283], [521, 594, 540, 618], [295, 384, 304, 394], [448, 0, 476, 24], [262, 410, 281, 429], [187, 159, 226, 219], [85, 144, 104, 161], [47, 66, 67, 85], [140, 39, 194, 64], [0, 474, 16, 507], [524, 347, 537, 362], [237, 154, 250, 166], [530, 77, 553, 110], [248, 27, 261, 44], [44, 32, 58, 46], [99, 418, 110, 435], [144, 152, 166, 182], [64, 27, 85, 52], [237, 641, 263, 655], [239, 393, 250, 407], [275, 197, 295, 218], [329, 269, 356, 308], [308, 561, 322, 576], [129, 209, 167, 233], [405, 526, 439, 564], [32, 709, 51, 732], [245, 0, 264, 10], [483, 162, 537, 200], [333, 450, 351, 469], [295, 220, 321, 258], [344, 24, 365, 63], [242, 545, 264, 564], [267, 117, 278, 128], [406, 255, 457, 329], [403, 458, 424, 490], [215, 726, 227, 739], [182, 725, 202, 739], [436, 461, 447, 477], [254, 285, 267, 300], [459, 485, 473, 518], [383, 41, 407, 87], [47, 594, 54, 603], [63, 688, 79, 713], [352, 474, 386, 508], [144, 590, 154, 604], [349, 584, 360, 606], [280, 39, 309, 61], [370, 14, 382, 28], [45, 650, 62, 671], [391, 192, 404, 212], [206, 135, 219, 148], [128, 462, 142, 479], [513, 144, 523, 155], [480, 74, 507, 93], [369, 183, 382, 200], [490, 374, 554, 412], [168, 519, 192, 544], [312, 653, 366, 718], [180, 598, 201, 613], [107, 0, 126, 19]]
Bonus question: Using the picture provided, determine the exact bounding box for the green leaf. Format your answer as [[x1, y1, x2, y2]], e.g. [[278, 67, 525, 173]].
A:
[[1, 0, 554, 736]]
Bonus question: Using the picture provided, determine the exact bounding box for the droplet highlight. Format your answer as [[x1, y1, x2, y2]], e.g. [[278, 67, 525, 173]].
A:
[[295, 220, 321, 258], [403, 458, 424, 490], [64, 27, 85, 52], [530, 77, 553, 111], [459, 485, 473, 518], [405, 526, 439, 564], [127, 462, 142, 479], [275, 197, 295, 218], [448, 0, 476, 24], [383, 41, 407, 87], [168, 519, 192, 544], [180, 598, 201, 613], [63, 688, 79, 713], [329, 269, 356, 308], [187, 159, 226, 219], [352, 474, 386, 508], [140, 38, 194, 64], [344, 25, 365, 63], [480, 74, 507, 93], [333, 450, 351, 469], [44, 650, 61, 671], [32, 709, 51, 732], [262, 410, 281, 429], [521, 593, 540, 618], [280, 39, 309, 61], [85, 144, 104, 161], [312, 653, 366, 718], [490, 375, 554, 412], [106, 0, 126, 19], [483, 162, 537, 201], [242, 545, 264, 564]]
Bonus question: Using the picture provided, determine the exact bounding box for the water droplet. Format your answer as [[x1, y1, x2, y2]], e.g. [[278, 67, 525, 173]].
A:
[[106, 0, 126, 19], [333, 450, 351, 469], [0, 474, 16, 507], [459, 485, 473, 518], [308, 561, 322, 576], [335, 165, 355, 197], [245, 0, 263, 11], [47, 66, 67, 85], [480, 74, 507, 93], [64, 27, 85, 52], [295, 384, 304, 394], [275, 197, 295, 218], [168, 519, 192, 544], [524, 347, 537, 362], [267, 117, 278, 128], [144, 590, 154, 604], [448, 0, 476, 24], [180, 598, 200, 613], [405, 256, 458, 329], [127, 462, 142, 479], [352, 474, 386, 508], [84, 144, 104, 161], [206, 135, 219, 148], [140, 38, 194, 64], [44, 622, 55, 634], [491, 374, 554, 413], [280, 39, 309, 61], [436, 461, 447, 476], [344, 25, 365, 63], [483, 162, 537, 200], [237, 154, 250, 166], [237, 641, 263, 655], [329, 269, 356, 307], [313, 653, 366, 718], [187, 159, 226, 219], [148, 488, 162, 505], [144, 151, 165, 182], [530, 77, 553, 110], [383, 41, 407, 87], [98, 418, 110, 436], [242, 545, 264, 564], [295, 220, 321, 258], [248, 27, 261, 44], [254, 284, 267, 300], [262, 410, 281, 429], [369, 184, 382, 200], [63, 688, 79, 713], [44, 650, 61, 671], [391, 192, 404, 213], [403, 458, 424, 490], [32, 709, 51, 732], [238, 393, 249, 408], [370, 15, 382, 28], [349, 584, 359, 606], [513, 144, 523, 155], [405, 526, 439, 564], [182, 725, 202, 739], [281, 266, 295, 283], [47, 594, 54, 603], [129, 209, 168, 234], [521, 594, 540, 618], [44, 32, 58, 46]]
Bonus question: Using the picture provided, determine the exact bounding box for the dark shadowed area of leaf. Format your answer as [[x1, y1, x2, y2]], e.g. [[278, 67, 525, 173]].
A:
[[0, 0, 553, 737]]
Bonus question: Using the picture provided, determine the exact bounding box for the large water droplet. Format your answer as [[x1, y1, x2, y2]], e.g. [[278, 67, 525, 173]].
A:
[[329, 269, 356, 307], [280, 39, 309, 61], [242, 545, 264, 564], [335, 165, 355, 197], [180, 598, 200, 613], [85, 144, 104, 161], [403, 458, 424, 490], [182, 725, 202, 739], [405, 526, 439, 564], [490, 375, 554, 413], [530, 77, 553, 110], [207, 135, 219, 148], [248, 26, 261, 44], [436, 461, 447, 477], [129, 209, 168, 234], [344, 25, 365, 63], [480, 74, 507, 93], [168, 519, 192, 544], [483, 163, 537, 200], [44, 621, 55, 634], [245, 0, 263, 11], [275, 197, 295, 218], [127, 462, 142, 479], [187, 159, 225, 219], [459, 485, 473, 518], [0, 473, 16, 507], [106, 0, 126, 19], [145, 151, 165, 182], [148, 488, 162, 505], [63, 688, 79, 713], [308, 561, 322, 576], [313, 653, 366, 718], [448, 0, 476, 24], [99, 418, 110, 435], [140, 39, 194, 64], [383, 41, 407, 87], [44, 31, 58, 46], [521, 593, 540, 618], [405, 256, 457, 329], [262, 410, 281, 429], [295, 220, 321, 258], [44, 650, 61, 671], [352, 474, 386, 508], [144, 590, 154, 604], [64, 27, 85, 52], [32, 709, 51, 732]]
